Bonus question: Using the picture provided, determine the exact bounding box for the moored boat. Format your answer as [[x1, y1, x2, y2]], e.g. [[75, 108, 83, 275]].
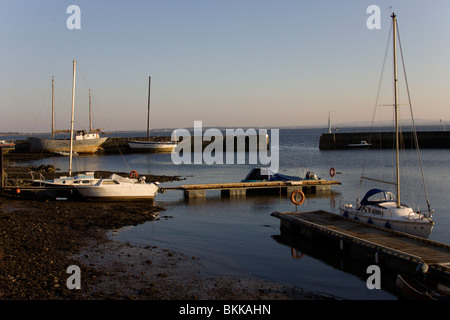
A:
[[127, 76, 177, 153], [338, 13, 434, 238]]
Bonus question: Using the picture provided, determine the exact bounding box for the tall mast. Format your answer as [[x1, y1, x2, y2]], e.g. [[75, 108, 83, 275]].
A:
[[147, 76, 151, 140], [89, 88, 92, 132], [392, 13, 401, 207], [52, 76, 55, 139], [69, 60, 76, 177]]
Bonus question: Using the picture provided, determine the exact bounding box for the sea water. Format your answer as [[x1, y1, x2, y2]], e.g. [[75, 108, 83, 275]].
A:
[[9, 127, 450, 300]]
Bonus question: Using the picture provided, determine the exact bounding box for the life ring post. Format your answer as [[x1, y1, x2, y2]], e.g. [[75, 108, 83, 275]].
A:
[[290, 189, 305, 208], [329, 167, 336, 180]]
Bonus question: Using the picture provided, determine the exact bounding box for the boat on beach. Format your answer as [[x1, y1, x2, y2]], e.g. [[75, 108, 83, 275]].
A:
[[127, 76, 177, 153], [29, 61, 159, 201], [74, 173, 159, 201], [338, 13, 434, 238]]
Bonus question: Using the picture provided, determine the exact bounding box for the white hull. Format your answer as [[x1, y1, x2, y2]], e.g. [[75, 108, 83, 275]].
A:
[[127, 140, 176, 153], [75, 174, 158, 201], [338, 205, 433, 238]]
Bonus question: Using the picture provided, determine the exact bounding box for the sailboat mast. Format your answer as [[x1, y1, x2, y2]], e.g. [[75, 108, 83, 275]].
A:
[[147, 76, 151, 140], [89, 88, 92, 132], [392, 13, 401, 207], [52, 76, 55, 140], [69, 60, 77, 177]]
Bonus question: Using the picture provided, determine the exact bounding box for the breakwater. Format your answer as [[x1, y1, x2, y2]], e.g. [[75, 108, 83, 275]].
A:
[[319, 131, 450, 150]]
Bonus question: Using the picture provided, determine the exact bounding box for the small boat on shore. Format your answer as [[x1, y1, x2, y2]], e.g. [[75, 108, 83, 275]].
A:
[[74, 173, 159, 201]]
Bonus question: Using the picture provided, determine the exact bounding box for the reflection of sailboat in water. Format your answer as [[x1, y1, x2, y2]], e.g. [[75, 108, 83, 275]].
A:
[[28, 71, 106, 154], [127, 76, 177, 152], [338, 13, 434, 238]]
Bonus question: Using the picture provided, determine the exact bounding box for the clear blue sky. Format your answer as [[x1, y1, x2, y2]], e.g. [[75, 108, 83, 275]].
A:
[[1, 0, 450, 132]]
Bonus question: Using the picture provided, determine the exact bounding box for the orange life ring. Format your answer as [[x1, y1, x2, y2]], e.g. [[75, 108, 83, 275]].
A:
[[290, 189, 305, 206], [129, 170, 139, 178], [329, 167, 336, 178]]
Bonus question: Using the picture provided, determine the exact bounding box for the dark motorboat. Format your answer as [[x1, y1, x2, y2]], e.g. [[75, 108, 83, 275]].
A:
[[241, 167, 319, 182]]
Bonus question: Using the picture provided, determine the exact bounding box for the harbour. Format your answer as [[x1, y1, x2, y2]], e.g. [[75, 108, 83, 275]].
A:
[[2, 127, 450, 300], [2, 3, 450, 304]]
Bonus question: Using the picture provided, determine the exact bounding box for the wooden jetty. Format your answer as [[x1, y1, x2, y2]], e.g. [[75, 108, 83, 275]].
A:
[[271, 210, 450, 282], [161, 179, 341, 199]]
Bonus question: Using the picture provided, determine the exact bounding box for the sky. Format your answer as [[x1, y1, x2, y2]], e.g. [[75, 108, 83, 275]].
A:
[[1, 0, 450, 133]]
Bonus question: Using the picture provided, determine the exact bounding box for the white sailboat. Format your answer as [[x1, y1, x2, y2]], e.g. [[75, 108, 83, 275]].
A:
[[127, 76, 177, 153], [338, 13, 434, 239], [74, 174, 159, 201], [39, 61, 159, 201]]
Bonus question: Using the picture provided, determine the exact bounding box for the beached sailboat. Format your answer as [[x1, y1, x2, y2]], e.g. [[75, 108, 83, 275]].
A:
[[37, 62, 159, 201], [127, 76, 177, 153], [74, 173, 159, 201], [338, 13, 434, 238], [28, 76, 107, 154]]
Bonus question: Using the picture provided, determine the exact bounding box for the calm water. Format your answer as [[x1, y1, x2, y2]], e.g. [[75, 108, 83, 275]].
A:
[[7, 128, 450, 300]]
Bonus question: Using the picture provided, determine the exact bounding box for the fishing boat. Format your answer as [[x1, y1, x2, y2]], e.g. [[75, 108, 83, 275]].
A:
[[28, 77, 106, 154], [338, 13, 434, 238], [127, 76, 177, 153], [74, 173, 159, 201]]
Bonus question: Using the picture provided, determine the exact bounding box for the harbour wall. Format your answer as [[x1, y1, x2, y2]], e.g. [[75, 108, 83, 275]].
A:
[[319, 131, 450, 150]]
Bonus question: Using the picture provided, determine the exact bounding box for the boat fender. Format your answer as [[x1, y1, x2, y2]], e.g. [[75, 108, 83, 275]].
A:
[[129, 170, 139, 178], [329, 167, 336, 178], [385, 221, 391, 229], [343, 211, 349, 218], [15, 188, 21, 194], [367, 218, 373, 224], [290, 189, 305, 206]]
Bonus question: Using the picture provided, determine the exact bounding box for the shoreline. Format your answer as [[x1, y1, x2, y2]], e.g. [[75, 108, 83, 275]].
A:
[[0, 166, 337, 300], [0, 194, 337, 300]]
